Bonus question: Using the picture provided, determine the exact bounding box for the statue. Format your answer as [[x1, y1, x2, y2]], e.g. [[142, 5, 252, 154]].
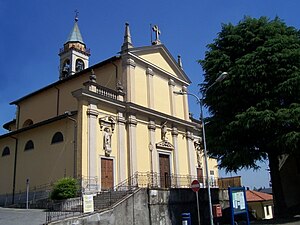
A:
[[103, 127, 112, 156], [161, 121, 168, 141]]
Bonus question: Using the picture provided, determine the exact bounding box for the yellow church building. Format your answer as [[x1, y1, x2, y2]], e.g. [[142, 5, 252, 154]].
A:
[[0, 17, 218, 204]]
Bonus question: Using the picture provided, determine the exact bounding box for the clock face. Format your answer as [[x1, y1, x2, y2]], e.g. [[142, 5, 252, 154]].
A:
[[76, 59, 84, 72]]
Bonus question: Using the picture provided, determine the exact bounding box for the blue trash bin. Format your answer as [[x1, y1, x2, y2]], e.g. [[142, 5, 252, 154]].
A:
[[182, 212, 191, 225]]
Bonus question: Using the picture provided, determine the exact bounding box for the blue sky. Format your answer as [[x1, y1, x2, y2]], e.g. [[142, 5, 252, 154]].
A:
[[0, 0, 299, 189]]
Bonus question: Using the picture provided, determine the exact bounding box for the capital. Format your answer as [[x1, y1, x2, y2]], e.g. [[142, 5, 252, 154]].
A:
[[186, 131, 194, 140], [148, 120, 156, 131], [171, 127, 178, 136], [123, 58, 136, 68], [168, 79, 175, 87], [87, 108, 99, 117], [117, 114, 126, 124], [146, 67, 154, 76], [128, 115, 137, 126]]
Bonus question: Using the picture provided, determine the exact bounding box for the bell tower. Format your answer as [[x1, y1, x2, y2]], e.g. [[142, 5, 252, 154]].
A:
[[59, 13, 90, 80]]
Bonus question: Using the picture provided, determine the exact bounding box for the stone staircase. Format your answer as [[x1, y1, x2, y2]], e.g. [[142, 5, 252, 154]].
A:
[[93, 190, 133, 210]]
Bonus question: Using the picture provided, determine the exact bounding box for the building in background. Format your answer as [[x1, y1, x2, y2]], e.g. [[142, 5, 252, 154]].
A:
[[246, 190, 273, 220]]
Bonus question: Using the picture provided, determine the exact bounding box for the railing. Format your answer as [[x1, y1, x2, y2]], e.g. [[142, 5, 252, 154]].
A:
[[0, 182, 53, 207], [120, 172, 219, 189], [96, 85, 118, 100], [80, 176, 99, 194], [46, 197, 83, 223]]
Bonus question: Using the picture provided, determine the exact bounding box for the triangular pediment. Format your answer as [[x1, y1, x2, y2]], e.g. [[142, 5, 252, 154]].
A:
[[156, 140, 174, 150], [128, 45, 191, 84]]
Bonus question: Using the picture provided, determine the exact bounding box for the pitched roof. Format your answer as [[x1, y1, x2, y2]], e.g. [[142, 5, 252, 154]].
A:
[[66, 21, 84, 44], [10, 56, 119, 105], [246, 190, 273, 202]]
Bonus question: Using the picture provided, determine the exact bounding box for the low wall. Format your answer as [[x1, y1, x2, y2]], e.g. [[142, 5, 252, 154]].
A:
[[48, 188, 220, 225]]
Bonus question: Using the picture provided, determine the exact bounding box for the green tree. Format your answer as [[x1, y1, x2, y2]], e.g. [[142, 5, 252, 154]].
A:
[[199, 16, 300, 217], [51, 177, 79, 200]]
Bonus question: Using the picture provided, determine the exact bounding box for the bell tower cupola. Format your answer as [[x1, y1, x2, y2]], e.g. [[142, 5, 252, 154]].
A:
[[59, 12, 90, 80]]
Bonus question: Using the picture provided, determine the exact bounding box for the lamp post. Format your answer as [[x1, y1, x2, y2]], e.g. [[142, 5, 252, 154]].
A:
[[65, 111, 77, 179], [174, 71, 228, 225]]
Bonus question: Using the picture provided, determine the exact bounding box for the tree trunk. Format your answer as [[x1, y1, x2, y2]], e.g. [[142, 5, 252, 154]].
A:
[[268, 152, 287, 218]]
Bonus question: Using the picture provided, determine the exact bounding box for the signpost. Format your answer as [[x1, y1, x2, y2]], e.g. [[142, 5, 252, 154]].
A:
[[191, 180, 201, 225], [228, 187, 250, 225]]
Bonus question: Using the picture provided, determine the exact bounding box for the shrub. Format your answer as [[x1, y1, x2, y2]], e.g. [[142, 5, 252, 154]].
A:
[[50, 177, 79, 200]]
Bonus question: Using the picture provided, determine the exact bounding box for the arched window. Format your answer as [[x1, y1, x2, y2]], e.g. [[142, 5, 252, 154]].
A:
[[75, 59, 84, 72], [2, 147, 10, 156], [51, 132, 64, 144], [23, 119, 33, 128], [24, 140, 34, 151]]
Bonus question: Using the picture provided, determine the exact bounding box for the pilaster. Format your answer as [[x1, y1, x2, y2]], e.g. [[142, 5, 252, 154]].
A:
[[117, 112, 126, 183], [148, 120, 157, 173], [122, 57, 136, 103], [146, 67, 154, 109], [128, 114, 137, 177], [169, 79, 176, 116], [182, 86, 189, 120], [87, 105, 99, 191], [171, 127, 179, 176], [186, 130, 196, 177]]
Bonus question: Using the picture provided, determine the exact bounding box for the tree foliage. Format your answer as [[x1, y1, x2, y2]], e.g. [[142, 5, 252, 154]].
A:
[[199, 16, 300, 216], [51, 177, 79, 200], [200, 16, 300, 170]]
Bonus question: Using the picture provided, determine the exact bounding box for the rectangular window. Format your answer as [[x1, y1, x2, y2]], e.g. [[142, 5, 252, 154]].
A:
[[266, 206, 270, 216]]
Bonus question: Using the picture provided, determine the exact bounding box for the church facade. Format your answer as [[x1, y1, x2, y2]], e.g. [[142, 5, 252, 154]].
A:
[[0, 17, 218, 201]]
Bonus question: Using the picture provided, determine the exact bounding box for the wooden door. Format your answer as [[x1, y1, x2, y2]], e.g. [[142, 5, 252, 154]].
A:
[[159, 154, 171, 188], [101, 158, 114, 190]]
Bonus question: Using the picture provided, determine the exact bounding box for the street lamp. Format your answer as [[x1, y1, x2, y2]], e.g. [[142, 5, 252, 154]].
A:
[[65, 111, 77, 179], [174, 71, 228, 225]]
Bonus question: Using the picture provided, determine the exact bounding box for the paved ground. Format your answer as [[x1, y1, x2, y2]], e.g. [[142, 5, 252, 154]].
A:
[[1, 207, 300, 225], [0, 207, 46, 225], [251, 216, 300, 225]]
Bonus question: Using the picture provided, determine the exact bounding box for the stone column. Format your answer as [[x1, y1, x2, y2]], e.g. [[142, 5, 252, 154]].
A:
[[87, 105, 99, 191], [146, 67, 154, 109], [169, 79, 176, 116], [148, 120, 157, 173], [128, 114, 137, 177], [117, 112, 126, 183], [122, 57, 136, 102], [182, 86, 189, 120], [171, 127, 179, 176], [186, 131, 197, 177]]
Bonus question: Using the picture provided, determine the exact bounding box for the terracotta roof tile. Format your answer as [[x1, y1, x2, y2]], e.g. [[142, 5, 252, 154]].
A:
[[246, 190, 273, 202]]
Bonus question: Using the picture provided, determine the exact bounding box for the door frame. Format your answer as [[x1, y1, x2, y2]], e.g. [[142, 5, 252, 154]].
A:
[[99, 155, 116, 190], [157, 150, 173, 187]]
